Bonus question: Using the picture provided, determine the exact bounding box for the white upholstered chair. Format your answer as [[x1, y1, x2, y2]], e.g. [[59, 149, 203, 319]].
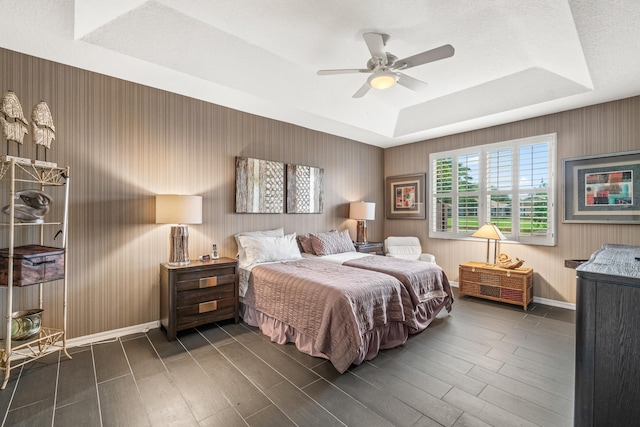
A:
[[384, 236, 436, 263]]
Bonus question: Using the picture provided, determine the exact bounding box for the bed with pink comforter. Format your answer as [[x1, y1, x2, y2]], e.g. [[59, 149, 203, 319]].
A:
[[343, 255, 453, 332], [240, 259, 416, 372], [302, 252, 454, 332]]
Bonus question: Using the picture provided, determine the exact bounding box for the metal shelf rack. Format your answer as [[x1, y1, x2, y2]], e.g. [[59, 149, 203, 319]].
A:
[[0, 157, 70, 389]]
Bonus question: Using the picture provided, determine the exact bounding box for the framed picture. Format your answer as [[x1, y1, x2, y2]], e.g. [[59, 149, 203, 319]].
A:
[[386, 173, 426, 219], [562, 150, 640, 223], [286, 163, 324, 213], [235, 157, 284, 213]]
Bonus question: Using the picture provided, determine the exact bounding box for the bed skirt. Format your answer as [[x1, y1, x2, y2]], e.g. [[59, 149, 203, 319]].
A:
[[411, 296, 451, 333], [240, 303, 409, 371]]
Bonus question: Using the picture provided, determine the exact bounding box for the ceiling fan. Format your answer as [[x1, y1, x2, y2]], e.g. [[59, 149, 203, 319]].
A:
[[317, 32, 454, 98]]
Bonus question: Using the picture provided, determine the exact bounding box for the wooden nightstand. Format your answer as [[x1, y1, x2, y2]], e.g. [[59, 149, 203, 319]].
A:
[[458, 262, 533, 310], [354, 242, 384, 255], [160, 257, 238, 340]]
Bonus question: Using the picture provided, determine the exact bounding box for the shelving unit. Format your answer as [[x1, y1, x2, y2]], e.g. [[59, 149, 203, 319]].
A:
[[0, 156, 70, 389]]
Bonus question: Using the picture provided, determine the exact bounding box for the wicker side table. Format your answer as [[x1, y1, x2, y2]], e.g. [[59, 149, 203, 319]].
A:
[[458, 262, 533, 310]]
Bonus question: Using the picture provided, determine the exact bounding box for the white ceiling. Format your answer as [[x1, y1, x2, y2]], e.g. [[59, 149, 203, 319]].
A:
[[1, 0, 639, 148]]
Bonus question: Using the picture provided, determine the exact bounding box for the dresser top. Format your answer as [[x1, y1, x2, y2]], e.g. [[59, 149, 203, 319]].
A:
[[577, 244, 640, 280]]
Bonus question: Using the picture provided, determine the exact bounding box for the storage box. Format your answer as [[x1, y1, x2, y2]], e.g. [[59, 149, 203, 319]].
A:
[[0, 245, 65, 286]]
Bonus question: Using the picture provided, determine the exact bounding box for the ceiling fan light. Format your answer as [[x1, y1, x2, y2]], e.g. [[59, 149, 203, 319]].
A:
[[368, 71, 397, 89]]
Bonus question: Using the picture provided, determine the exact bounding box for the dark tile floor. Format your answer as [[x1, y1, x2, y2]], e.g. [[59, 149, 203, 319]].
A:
[[0, 290, 576, 426]]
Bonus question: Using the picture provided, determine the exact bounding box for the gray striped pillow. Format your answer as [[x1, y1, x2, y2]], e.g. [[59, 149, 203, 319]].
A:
[[310, 230, 355, 256]]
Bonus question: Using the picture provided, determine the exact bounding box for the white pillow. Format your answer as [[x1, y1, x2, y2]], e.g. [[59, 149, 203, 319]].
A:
[[235, 228, 284, 261], [237, 233, 302, 268]]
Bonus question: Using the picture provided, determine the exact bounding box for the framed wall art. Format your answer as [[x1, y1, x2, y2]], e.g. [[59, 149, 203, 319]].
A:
[[386, 173, 426, 219], [562, 150, 640, 223], [235, 156, 284, 213], [286, 163, 324, 213]]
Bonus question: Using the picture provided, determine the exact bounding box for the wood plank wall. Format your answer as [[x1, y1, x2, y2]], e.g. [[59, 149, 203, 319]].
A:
[[384, 97, 640, 304], [0, 47, 384, 338]]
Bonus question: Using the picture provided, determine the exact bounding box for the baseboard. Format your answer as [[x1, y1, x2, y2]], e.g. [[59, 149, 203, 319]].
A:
[[532, 296, 576, 311], [66, 320, 160, 348], [450, 281, 576, 310]]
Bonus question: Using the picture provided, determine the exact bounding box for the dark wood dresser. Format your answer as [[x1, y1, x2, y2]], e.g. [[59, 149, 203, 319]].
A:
[[575, 244, 640, 426], [160, 257, 238, 340]]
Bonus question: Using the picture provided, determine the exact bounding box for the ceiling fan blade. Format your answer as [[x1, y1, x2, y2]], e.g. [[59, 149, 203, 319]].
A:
[[396, 72, 429, 91], [363, 32, 389, 64], [392, 44, 454, 70], [352, 82, 371, 98], [317, 69, 371, 75]]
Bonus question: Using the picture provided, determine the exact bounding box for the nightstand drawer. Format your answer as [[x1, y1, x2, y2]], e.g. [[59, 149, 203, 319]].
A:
[[177, 297, 236, 327], [176, 272, 236, 292], [175, 266, 236, 286], [176, 284, 235, 307]]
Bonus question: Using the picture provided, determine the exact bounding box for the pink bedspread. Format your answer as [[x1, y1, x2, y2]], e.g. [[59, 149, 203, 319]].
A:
[[343, 256, 454, 331], [241, 259, 413, 372]]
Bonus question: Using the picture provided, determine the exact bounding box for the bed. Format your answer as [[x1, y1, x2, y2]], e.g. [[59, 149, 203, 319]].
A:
[[240, 259, 415, 372], [300, 230, 454, 332], [235, 228, 452, 372]]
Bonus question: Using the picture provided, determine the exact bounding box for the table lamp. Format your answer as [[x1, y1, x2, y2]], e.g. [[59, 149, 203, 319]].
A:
[[156, 195, 202, 265], [472, 222, 505, 265], [350, 201, 375, 243]]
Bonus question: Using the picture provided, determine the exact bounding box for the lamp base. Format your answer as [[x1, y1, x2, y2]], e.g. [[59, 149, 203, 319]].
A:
[[355, 220, 368, 243], [169, 225, 190, 265]]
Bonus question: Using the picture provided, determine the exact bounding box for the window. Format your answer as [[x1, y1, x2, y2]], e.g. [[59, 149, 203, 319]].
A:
[[429, 134, 556, 246]]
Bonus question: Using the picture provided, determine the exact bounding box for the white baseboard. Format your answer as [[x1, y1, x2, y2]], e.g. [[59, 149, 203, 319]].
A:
[[450, 281, 576, 310], [66, 320, 160, 348], [532, 296, 576, 311], [9, 321, 161, 363]]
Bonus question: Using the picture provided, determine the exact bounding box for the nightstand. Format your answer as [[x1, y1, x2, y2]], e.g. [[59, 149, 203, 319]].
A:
[[458, 262, 533, 310], [160, 257, 238, 340], [354, 242, 384, 255]]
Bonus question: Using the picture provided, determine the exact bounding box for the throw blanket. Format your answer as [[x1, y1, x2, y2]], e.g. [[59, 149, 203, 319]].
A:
[[242, 259, 412, 372], [344, 256, 454, 313]]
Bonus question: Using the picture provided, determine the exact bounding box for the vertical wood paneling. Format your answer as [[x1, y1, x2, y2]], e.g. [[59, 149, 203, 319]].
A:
[[0, 47, 385, 337], [385, 97, 640, 304]]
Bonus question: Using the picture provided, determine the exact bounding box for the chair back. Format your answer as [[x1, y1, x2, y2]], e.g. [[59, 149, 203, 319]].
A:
[[384, 236, 422, 260]]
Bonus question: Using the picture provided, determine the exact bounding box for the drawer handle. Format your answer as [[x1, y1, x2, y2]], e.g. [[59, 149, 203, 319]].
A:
[[199, 277, 218, 288], [30, 259, 56, 266], [199, 300, 218, 313]]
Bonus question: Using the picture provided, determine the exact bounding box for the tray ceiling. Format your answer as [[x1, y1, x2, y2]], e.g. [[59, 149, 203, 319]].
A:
[[1, 0, 639, 147]]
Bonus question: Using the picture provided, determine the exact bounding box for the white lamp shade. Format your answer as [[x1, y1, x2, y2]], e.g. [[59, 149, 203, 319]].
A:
[[156, 195, 202, 224], [350, 201, 375, 220], [472, 222, 505, 240]]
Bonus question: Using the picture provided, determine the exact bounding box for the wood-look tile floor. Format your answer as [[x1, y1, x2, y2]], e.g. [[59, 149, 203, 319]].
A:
[[0, 289, 576, 426]]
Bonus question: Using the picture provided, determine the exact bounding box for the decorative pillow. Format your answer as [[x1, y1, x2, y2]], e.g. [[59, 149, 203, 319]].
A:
[[310, 229, 355, 256], [297, 233, 315, 254], [235, 228, 284, 263], [237, 233, 302, 268]]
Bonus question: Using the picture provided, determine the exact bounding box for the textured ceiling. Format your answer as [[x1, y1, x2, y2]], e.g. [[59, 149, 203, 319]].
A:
[[1, 0, 639, 148]]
